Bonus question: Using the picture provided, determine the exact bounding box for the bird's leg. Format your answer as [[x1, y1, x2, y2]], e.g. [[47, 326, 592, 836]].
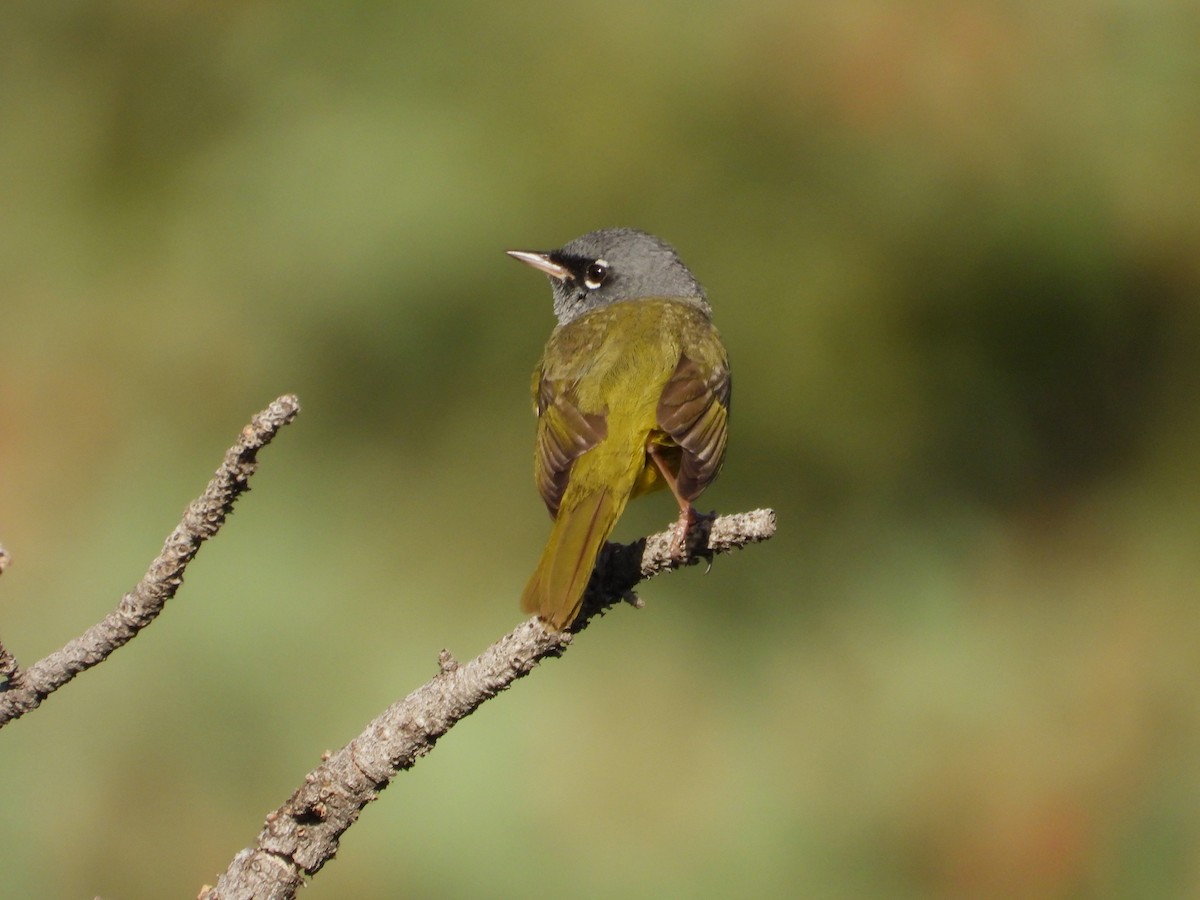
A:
[[647, 444, 702, 561]]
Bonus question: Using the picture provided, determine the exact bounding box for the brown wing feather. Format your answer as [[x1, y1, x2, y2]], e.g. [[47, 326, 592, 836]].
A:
[[534, 379, 607, 517], [656, 354, 731, 501]]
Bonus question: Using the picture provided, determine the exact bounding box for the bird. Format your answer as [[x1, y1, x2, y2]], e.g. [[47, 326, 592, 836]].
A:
[[507, 227, 731, 631]]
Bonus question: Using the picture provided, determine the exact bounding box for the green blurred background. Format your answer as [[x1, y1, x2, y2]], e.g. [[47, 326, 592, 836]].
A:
[[3, 1, 1200, 897]]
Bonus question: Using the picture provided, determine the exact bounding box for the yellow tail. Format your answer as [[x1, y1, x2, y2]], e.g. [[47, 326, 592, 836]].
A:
[[522, 488, 627, 630]]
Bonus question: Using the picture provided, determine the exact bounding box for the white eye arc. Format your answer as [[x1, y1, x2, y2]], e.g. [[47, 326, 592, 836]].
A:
[[583, 259, 609, 290]]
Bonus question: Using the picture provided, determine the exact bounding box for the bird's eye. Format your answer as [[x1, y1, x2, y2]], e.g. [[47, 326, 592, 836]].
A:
[[584, 260, 609, 290]]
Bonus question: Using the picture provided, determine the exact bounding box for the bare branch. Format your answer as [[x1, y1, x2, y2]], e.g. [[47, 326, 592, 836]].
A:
[[201, 507, 776, 900], [0, 641, 20, 693], [0, 395, 301, 728]]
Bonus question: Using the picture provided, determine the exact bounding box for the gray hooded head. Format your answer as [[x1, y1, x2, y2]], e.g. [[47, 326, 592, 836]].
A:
[[508, 227, 709, 326]]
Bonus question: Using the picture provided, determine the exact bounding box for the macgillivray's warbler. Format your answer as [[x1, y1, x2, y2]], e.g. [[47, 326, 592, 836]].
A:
[[507, 228, 731, 631]]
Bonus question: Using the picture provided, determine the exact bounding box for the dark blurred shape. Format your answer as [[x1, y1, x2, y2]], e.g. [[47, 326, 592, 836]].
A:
[[901, 234, 1180, 510]]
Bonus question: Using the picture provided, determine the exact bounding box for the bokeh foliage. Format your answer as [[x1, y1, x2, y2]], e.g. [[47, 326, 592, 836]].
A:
[[3, 1, 1200, 897]]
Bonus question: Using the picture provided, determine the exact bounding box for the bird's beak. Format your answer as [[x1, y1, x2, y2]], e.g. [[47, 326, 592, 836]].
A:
[[506, 249, 570, 282]]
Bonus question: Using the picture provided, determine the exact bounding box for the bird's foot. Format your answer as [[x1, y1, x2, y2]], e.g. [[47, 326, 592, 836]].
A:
[[669, 506, 716, 564]]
